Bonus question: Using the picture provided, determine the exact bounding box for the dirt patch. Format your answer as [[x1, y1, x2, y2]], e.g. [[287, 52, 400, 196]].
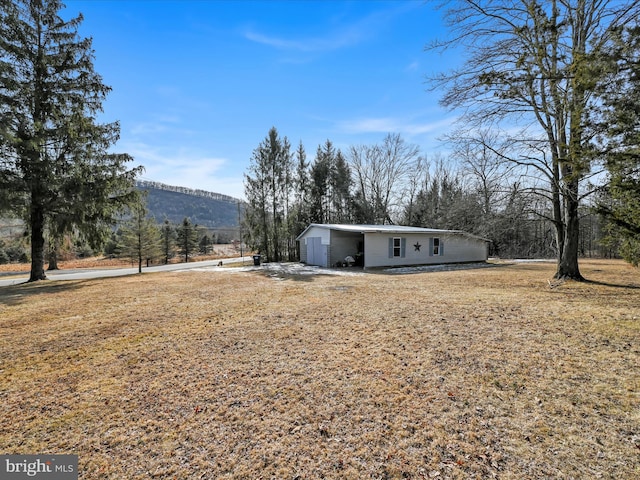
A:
[[0, 259, 638, 479]]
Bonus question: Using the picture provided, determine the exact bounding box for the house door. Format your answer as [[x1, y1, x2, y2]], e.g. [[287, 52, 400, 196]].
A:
[[307, 237, 327, 267]]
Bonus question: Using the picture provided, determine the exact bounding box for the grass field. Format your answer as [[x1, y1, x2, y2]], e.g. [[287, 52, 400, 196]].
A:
[[0, 259, 638, 479]]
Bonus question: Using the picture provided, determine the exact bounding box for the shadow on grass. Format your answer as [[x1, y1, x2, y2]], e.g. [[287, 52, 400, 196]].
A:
[[583, 279, 640, 290], [374, 261, 507, 275], [254, 269, 333, 282], [250, 261, 507, 282], [0, 280, 85, 306]]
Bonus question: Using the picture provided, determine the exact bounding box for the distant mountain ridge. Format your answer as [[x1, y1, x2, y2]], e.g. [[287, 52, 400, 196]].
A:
[[136, 180, 241, 204], [136, 180, 242, 229]]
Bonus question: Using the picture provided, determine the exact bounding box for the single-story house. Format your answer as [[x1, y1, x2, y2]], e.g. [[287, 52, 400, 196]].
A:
[[296, 223, 489, 269]]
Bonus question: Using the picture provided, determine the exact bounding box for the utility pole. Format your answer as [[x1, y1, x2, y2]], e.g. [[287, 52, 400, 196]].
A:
[[237, 200, 244, 265]]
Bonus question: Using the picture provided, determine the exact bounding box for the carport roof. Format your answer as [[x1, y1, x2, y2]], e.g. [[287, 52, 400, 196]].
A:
[[296, 224, 488, 241]]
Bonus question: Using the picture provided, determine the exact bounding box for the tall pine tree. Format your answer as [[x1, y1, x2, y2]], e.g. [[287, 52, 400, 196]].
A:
[[118, 202, 161, 273], [0, 0, 141, 281], [176, 217, 199, 263], [291, 141, 310, 252], [309, 140, 352, 224], [596, 26, 640, 265], [160, 219, 176, 264], [243, 127, 293, 262]]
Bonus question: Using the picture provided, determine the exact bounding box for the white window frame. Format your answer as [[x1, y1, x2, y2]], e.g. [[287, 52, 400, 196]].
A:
[[393, 237, 402, 257], [433, 237, 440, 256]]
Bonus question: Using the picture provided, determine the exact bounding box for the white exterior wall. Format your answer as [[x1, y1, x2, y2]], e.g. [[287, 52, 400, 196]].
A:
[[364, 233, 487, 268], [301, 225, 331, 244], [299, 226, 331, 266], [442, 234, 488, 263]]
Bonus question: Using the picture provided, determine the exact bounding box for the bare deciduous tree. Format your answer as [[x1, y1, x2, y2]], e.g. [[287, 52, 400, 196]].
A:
[[428, 0, 640, 279], [350, 133, 421, 224]]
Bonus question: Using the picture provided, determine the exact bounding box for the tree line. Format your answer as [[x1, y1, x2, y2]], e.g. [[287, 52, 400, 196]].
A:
[[136, 180, 240, 204], [105, 208, 235, 273], [243, 129, 610, 263], [245, 1, 640, 279]]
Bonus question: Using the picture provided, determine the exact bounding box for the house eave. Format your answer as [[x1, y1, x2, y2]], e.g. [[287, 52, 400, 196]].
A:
[[296, 223, 489, 242]]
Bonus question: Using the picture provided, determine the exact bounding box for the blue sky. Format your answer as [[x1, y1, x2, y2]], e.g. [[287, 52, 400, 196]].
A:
[[64, 0, 457, 199]]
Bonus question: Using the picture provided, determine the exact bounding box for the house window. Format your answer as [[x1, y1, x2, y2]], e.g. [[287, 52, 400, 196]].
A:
[[388, 237, 406, 258], [433, 237, 440, 256], [393, 237, 401, 257]]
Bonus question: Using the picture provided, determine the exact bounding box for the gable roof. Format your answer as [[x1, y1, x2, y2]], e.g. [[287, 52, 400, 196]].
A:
[[296, 224, 488, 242]]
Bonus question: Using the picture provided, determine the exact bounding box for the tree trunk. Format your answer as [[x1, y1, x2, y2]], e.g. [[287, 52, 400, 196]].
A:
[[138, 231, 143, 273], [261, 198, 269, 262], [47, 245, 59, 271], [555, 181, 583, 280], [47, 236, 60, 270], [551, 177, 565, 263], [29, 206, 47, 282]]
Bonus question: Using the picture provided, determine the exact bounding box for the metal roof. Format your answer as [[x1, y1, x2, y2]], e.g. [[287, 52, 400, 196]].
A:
[[296, 223, 489, 241]]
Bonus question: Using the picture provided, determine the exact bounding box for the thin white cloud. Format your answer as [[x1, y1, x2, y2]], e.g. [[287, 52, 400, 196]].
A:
[[243, 2, 417, 53], [121, 141, 245, 199], [337, 116, 455, 136], [126, 143, 224, 174], [130, 122, 170, 135], [243, 27, 363, 53], [128, 115, 198, 138], [405, 61, 420, 72]]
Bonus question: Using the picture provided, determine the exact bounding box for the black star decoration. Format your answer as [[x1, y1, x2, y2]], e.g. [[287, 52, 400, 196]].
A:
[[414, 242, 421, 252]]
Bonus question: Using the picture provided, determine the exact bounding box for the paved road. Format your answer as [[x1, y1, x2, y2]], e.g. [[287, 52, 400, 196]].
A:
[[0, 256, 256, 287]]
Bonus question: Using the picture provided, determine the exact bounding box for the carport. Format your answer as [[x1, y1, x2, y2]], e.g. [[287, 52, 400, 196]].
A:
[[296, 224, 365, 268]]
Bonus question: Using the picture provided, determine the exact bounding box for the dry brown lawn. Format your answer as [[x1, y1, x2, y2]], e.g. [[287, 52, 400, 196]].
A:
[[0, 259, 638, 479]]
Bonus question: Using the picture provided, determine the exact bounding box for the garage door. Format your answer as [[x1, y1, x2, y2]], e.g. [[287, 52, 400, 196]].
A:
[[307, 237, 328, 267]]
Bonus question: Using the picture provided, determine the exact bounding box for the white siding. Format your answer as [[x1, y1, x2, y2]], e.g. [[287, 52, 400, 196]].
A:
[[365, 234, 400, 268], [364, 233, 487, 268], [301, 225, 331, 244], [441, 234, 487, 263], [299, 226, 331, 266]]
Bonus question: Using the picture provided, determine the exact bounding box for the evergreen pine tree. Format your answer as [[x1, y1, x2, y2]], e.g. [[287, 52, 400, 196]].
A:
[[595, 26, 640, 265], [0, 0, 141, 281], [118, 203, 161, 273], [160, 219, 176, 264], [243, 127, 293, 262], [176, 217, 199, 262]]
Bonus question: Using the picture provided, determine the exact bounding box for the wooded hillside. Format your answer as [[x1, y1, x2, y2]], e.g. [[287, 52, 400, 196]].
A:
[[136, 180, 241, 228]]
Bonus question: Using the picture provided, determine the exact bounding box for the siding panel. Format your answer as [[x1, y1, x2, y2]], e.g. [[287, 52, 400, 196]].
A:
[[365, 233, 486, 268]]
